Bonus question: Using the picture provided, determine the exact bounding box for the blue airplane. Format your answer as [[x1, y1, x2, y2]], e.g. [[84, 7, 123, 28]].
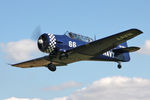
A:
[[12, 29, 143, 72]]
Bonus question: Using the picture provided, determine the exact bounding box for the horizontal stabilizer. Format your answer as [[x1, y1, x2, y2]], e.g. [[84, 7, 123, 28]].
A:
[[113, 47, 140, 53]]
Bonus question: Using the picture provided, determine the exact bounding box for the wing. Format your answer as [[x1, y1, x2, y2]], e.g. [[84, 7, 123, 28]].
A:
[[67, 29, 143, 57], [11, 56, 65, 68]]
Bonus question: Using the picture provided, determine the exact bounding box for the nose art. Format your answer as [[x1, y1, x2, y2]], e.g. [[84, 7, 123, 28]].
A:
[[48, 34, 56, 52]]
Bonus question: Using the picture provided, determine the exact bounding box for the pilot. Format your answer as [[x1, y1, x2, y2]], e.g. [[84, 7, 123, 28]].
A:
[[69, 32, 73, 38]]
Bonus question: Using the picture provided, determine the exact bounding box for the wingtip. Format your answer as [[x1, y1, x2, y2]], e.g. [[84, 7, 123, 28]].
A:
[[130, 28, 143, 34], [8, 63, 16, 67], [11, 65, 16, 67]]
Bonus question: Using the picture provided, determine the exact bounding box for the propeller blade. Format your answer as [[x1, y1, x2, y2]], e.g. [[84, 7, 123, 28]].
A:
[[31, 26, 42, 40]]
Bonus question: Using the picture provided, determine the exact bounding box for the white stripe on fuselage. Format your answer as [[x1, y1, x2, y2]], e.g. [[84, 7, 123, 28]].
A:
[[103, 45, 126, 58], [103, 51, 114, 58]]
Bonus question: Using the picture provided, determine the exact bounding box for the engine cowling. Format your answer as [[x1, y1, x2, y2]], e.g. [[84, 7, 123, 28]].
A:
[[37, 33, 57, 53]]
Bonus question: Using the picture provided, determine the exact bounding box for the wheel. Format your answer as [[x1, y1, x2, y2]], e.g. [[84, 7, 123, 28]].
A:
[[117, 64, 122, 69], [47, 64, 56, 72]]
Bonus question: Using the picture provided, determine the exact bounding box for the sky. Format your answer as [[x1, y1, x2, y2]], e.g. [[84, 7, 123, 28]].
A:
[[0, 0, 150, 100]]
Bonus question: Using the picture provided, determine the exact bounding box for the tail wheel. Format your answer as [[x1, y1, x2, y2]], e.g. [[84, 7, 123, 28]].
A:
[[117, 64, 122, 69], [117, 62, 122, 69], [47, 63, 56, 72]]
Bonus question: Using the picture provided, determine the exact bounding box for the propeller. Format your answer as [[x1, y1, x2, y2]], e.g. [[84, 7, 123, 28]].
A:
[[31, 26, 42, 41], [31, 26, 45, 51], [31, 26, 46, 52]]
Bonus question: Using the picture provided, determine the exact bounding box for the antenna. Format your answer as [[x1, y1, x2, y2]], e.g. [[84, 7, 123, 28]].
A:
[[94, 35, 96, 40], [94, 33, 102, 41]]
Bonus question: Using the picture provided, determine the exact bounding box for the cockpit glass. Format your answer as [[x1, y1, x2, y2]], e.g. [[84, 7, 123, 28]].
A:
[[65, 31, 93, 42]]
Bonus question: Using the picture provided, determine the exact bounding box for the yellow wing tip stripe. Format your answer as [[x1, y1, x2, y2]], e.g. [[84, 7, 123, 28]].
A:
[[116, 33, 134, 41]]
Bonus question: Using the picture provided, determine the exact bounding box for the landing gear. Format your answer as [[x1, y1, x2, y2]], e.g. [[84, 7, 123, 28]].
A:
[[47, 63, 56, 72], [117, 64, 122, 69], [117, 62, 122, 69]]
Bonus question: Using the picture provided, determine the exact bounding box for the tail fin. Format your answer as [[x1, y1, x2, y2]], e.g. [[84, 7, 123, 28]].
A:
[[113, 42, 130, 62]]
